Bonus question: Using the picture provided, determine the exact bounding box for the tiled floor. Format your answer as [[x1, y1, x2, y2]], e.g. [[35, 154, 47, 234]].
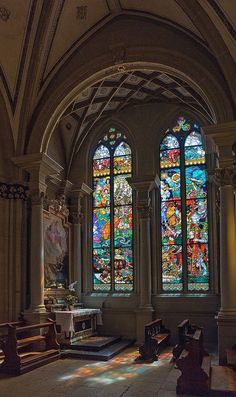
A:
[[0, 347, 203, 397]]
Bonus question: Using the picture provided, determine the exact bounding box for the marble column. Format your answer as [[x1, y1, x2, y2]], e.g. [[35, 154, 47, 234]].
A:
[[215, 167, 236, 363], [71, 183, 92, 299], [12, 153, 63, 321], [30, 190, 46, 312], [129, 176, 155, 343]]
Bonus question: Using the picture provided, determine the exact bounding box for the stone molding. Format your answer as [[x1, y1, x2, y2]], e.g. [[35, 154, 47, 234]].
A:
[[213, 167, 236, 187]]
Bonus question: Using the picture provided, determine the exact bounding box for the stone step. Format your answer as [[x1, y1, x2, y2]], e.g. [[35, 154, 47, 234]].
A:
[[63, 335, 121, 351], [210, 365, 236, 396], [61, 338, 135, 361]]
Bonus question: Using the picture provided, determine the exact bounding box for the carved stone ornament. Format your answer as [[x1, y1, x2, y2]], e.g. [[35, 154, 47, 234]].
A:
[[47, 194, 69, 217], [214, 167, 236, 187], [0, 182, 28, 200], [0, 6, 10, 21]]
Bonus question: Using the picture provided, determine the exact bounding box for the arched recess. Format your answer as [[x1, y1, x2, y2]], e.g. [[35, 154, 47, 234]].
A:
[[24, 15, 234, 158]]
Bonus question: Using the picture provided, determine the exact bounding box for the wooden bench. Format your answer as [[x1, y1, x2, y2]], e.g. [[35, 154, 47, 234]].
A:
[[0, 319, 60, 375], [136, 318, 170, 362], [172, 319, 200, 361], [176, 328, 211, 396], [0, 320, 26, 362]]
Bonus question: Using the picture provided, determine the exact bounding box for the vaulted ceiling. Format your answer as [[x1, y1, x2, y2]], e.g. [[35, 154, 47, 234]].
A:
[[0, 0, 235, 154]]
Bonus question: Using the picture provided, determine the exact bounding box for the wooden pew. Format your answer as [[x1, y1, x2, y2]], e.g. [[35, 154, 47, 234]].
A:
[[176, 328, 211, 396], [172, 319, 200, 361], [0, 320, 25, 362], [0, 319, 60, 375], [136, 318, 170, 362]]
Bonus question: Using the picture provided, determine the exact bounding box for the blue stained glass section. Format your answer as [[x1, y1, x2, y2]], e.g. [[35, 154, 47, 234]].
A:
[[185, 166, 207, 199], [160, 168, 181, 201]]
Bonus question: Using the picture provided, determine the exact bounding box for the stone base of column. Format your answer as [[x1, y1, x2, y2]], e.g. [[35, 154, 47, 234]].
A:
[[23, 308, 48, 326], [216, 310, 236, 364], [136, 306, 154, 344]]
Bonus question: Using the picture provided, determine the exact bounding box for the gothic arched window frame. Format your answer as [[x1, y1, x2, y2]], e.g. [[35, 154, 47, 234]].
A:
[[159, 116, 210, 293], [91, 126, 134, 293]]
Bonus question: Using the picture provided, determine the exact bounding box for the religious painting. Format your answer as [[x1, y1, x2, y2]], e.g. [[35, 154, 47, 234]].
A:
[[43, 211, 70, 290]]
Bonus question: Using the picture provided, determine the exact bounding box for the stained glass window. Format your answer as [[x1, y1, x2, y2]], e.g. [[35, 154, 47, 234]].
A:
[[92, 128, 133, 291], [160, 116, 209, 292]]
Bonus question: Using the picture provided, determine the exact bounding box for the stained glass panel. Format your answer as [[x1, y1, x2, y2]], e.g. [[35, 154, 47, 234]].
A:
[[161, 201, 182, 245], [114, 248, 133, 291], [93, 177, 110, 207], [162, 245, 183, 291], [113, 156, 131, 174], [114, 174, 132, 205], [160, 134, 179, 150], [93, 208, 110, 248], [114, 206, 132, 247], [185, 166, 207, 199], [185, 131, 202, 147], [93, 145, 110, 159], [114, 142, 131, 156], [185, 147, 205, 165], [93, 133, 133, 291], [160, 168, 181, 201], [160, 149, 180, 168], [187, 243, 209, 291], [93, 248, 111, 290], [93, 158, 110, 177], [186, 199, 208, 243]]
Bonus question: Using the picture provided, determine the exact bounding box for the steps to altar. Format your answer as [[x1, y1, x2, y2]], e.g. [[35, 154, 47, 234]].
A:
[[61, 336, 135, 361], [210, 365, 236, 396]]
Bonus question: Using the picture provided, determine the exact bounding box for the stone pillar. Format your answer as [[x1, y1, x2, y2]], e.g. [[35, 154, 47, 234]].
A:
[[215, 167, 236, 363], [70, 183, 92, 299], [12, 153, 63, 321], [129, 176, 156, 343]]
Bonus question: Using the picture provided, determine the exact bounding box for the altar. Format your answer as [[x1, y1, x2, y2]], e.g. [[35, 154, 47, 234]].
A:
[[54, 308, 102, 343]]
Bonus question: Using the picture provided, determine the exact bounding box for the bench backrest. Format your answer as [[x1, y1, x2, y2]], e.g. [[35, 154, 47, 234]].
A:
[[145, 319, 162, 339]]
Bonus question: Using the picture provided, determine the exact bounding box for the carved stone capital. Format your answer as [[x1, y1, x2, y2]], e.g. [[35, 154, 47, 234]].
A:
[[214, 167, 236, 187]]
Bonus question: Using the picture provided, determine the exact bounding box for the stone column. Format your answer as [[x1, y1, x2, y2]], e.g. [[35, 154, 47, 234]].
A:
[[70, 183, 92, 299], [12, 153, 63, 320], [129, 176, 156, 343], [216, 167, 236, 363]]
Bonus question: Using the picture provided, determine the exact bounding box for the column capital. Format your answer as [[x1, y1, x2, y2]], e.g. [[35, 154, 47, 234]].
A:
[[203, 122, 236, 167], [210, 166, 236, 187], [70, 182, 93, 224], [128, 175, 157, 218], [12, 153, 63, 197]]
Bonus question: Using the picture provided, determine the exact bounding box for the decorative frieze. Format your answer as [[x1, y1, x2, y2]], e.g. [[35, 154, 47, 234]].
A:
[[0, 182, 28, 200]]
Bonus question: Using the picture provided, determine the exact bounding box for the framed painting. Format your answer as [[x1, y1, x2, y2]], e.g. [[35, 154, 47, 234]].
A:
[[43, 209, 71, 290]]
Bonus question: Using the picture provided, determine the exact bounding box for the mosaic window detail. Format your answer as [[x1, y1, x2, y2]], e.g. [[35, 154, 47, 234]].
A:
[[160, 117, 209, 292], [92, 128, 133, 291]]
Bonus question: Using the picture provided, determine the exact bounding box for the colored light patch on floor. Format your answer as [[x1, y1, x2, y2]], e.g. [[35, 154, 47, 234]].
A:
[[58, 347, 171, 387]]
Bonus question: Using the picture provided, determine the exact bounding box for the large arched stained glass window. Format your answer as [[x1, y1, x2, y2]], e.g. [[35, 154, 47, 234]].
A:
[[160, 116, 209, 292], [92, 128, 133, 292]]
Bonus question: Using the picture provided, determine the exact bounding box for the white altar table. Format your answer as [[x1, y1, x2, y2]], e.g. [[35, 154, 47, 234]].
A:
[[55, 309, 102, 341]]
